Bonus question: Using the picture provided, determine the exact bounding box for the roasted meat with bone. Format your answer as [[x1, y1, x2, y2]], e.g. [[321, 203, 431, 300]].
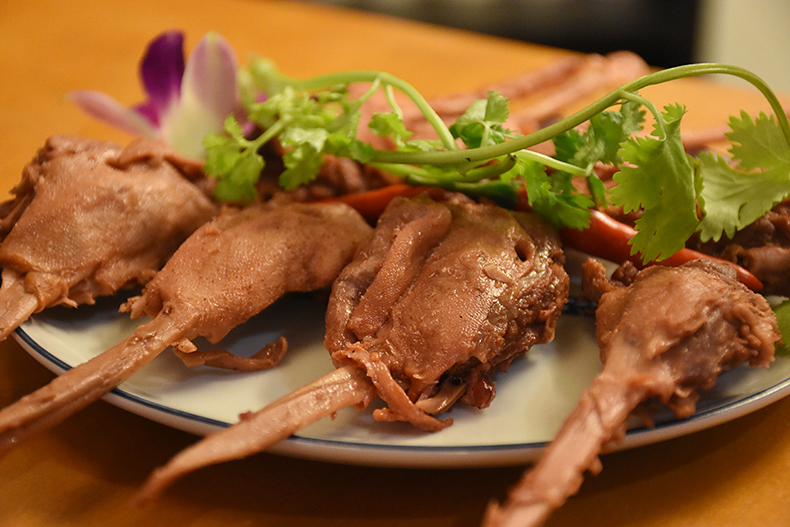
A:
[[0, 135, 218, 342], [0, 199, 372, 457], [136, 191, 569, 500], [325, 192, 569, 430], [483, 258, 780, 527]]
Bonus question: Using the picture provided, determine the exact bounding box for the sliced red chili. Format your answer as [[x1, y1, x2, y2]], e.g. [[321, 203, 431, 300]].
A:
[[318, 185, 764, 290], [559, 209, 764, 291]]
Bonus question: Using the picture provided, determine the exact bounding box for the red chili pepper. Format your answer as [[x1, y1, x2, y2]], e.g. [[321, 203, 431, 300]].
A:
[[316, 184, 431, 222], [318, 184, 764, 291], [559, 209, 764, 291]]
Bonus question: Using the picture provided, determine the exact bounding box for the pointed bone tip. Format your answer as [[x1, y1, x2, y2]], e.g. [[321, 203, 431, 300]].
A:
[[134, 466, 177, 506], [481, 500, 503, 527]]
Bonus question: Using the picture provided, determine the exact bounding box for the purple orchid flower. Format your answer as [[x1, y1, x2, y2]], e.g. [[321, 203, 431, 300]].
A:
[[69, 30, 240, 159]]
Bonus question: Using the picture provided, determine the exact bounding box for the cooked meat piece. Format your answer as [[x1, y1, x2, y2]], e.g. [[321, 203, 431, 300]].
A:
[[579, 259, 640, 304], [426, 54, 592, 118], [687, 201, 790, 296], [253, 142, 401, 203], [0, 200, 372, 457], [136, 191, 569, 500], [505, 51, 649, 133], [483, 259, 780, 527], [326, 192, 569, 430], [0, 135, 218, 341]]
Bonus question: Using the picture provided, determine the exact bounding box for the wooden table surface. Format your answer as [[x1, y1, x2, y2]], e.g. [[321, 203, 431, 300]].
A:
[[3, 1, 790, 526]]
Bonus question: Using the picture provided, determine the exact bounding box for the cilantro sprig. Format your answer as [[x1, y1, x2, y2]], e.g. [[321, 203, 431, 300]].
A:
[[203, 59, 790, 264]]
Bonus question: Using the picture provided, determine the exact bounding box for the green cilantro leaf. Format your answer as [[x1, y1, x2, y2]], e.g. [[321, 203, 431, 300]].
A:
[[611, 104, 699, 262], [773, 300, 790, 357], [696, 151, 790, 241], [203, 115, 265, 202], [368, 111, 413, 146], [449, 91, 513, 148], [553, 101, 644, 168], [552, 128, 585, 165], [696, 112, 790, 241], [519, 158, 594, 230], [212, 152, 263, 203], [728, 111, 790, 172], [551, 102, 645, 208], [202, 55, 790, 264], [280, 141, 325, 190], [484, 90, 510, 124]]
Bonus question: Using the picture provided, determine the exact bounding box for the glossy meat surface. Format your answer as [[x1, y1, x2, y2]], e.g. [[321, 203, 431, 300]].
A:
[[0, 135, 217, 339], [124, 199, 375, 345], [326, 192, 569, 430], [688, 201, 790, 296], [136, 192, 569, 498], [0, 200, 372, 456], [484, 259, 780, 527]]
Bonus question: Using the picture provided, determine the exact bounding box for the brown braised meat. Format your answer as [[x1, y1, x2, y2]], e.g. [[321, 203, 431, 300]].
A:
[[687, 201, 790, 296], [136, 191, 569, 500], [253, 142, 401, 203], [325, 192, 569, 430], [0, 200, 372, 457], [484, 259, 780, 527], [0, 135, 218, 341]]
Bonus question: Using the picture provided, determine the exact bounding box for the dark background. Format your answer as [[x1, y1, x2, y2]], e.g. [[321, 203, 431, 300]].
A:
[[309, 0, 700, 68]]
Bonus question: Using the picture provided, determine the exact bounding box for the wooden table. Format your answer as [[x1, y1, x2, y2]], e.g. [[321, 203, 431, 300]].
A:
[[3, 1, 790, 526]]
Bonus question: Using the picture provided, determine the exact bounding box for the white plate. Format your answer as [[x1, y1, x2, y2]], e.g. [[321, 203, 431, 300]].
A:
[[13, 290, 790, 469]]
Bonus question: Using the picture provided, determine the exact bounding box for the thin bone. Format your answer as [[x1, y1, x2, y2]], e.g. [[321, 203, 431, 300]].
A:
[[483, 380, 643, 527], [0, 311, 197, 457], [482, 260, 779, 527], [137, 364, 376, 502], [0, 202, 372, 457], [0, 270, 40, 342]]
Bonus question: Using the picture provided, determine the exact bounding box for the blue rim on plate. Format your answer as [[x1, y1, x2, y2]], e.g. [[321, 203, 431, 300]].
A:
[[12, 295, 790, 469]]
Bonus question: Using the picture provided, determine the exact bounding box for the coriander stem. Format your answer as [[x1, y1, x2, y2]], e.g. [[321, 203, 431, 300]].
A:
[[275, 69, 461, 152], [384, 85, 403, 119], [515, 150, 588, 176], [368, 62, 790, 165], [624, 63, 790, 146], [252, 118, 285, 149], [620, 91, 664, 138]]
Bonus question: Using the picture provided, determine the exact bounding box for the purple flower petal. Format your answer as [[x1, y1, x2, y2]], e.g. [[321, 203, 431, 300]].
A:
[[138, 30, 186, 125], [67, 90, 159, 137], [132, 99, 162, 125]]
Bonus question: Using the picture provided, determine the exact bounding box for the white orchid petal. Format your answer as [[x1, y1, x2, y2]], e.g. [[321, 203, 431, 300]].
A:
[[180, 31, 240, 125], [161, 32, 240, 158], [160, 101, 223, 158], [67, 90, 160, 138]]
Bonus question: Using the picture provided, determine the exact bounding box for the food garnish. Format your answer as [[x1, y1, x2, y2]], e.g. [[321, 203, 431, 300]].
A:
[[218, 60, 790, 265], [68, 31, 241, 159], [71, 30, 790, 269]]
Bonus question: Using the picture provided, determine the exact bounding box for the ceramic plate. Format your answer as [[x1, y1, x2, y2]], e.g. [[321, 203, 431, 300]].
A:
[[13, 287, 790, 469]]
